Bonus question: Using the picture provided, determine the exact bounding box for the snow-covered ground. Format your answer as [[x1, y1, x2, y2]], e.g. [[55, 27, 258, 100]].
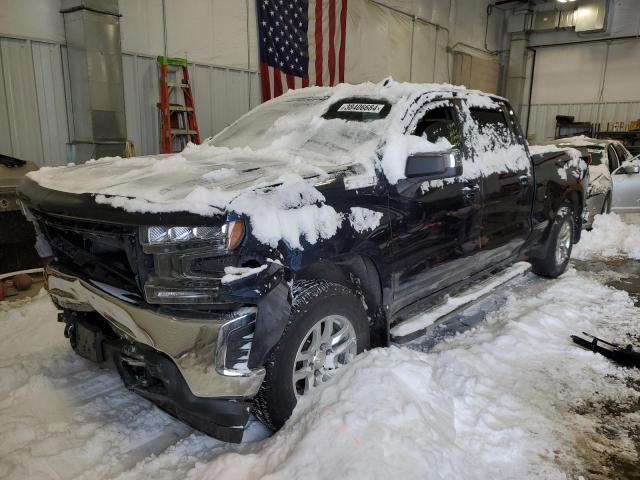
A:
[[1, 214, 639, 479]]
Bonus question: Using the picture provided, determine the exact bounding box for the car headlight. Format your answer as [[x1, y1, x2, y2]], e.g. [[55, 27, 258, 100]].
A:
[[146, 225, 222, 244], [143, 220, 245, 249]]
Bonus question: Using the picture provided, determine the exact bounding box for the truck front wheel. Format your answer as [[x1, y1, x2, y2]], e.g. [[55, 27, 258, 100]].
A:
[[253, 280, 370, 431], [531, 205, 574, 278]]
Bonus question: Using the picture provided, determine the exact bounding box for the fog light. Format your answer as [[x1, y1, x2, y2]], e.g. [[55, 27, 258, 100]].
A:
[[144, 285, 218, 304]]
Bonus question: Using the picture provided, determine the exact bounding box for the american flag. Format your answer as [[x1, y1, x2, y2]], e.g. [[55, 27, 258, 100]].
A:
[[257, 0, 348, 101]]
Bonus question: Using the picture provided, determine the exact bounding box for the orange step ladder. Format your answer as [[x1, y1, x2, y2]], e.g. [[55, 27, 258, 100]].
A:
[[157, 56, 201, 153]]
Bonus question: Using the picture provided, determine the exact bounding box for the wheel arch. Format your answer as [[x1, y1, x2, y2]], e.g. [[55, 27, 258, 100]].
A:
[[294, 254, 388, 347]]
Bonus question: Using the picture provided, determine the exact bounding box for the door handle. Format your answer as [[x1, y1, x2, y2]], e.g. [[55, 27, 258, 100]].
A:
[[462, 184, 480, 198], [519, 175, 531, 186]]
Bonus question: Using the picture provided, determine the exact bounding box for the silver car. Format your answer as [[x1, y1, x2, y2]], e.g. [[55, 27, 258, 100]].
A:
[[612, 157, 640, 215], [550, 136, 633, 228]]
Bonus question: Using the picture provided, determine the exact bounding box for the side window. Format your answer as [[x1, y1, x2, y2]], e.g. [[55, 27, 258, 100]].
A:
[[413, 106, 461, 150], [607, 145, 620, 172], [469, 107, 516, 148], [614, 143, 630, 162]]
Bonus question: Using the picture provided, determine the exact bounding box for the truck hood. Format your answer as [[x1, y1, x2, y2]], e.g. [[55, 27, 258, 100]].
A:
[[27, 145, 356, 216]]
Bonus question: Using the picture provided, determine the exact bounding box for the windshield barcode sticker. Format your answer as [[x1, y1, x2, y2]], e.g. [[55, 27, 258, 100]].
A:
[[337, 103, 385, 114]]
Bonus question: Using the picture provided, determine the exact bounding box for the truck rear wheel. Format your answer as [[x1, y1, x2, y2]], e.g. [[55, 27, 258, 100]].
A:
[[530, 206, 574, 278], [253, 280, 370, 431]]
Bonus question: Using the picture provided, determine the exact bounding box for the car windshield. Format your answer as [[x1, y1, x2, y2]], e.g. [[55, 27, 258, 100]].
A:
[[209, 95, 390, 157]]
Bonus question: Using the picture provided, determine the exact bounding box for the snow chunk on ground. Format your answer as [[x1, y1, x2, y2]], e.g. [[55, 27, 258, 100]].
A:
[[573, 213, 640, 260], [348, 207, 383, 233]]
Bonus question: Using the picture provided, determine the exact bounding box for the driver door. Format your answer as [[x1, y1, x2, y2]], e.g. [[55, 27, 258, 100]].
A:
[[612, 163, 640, 213], [388, 100, 484, 312]]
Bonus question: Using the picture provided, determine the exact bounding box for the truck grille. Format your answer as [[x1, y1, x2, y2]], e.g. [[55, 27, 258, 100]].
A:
[[32, 211, 147, 294]]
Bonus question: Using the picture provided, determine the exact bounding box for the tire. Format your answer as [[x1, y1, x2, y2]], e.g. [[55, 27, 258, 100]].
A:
[[530, 205, 574, 278], [253, 280, 370, 431], [601, 192, 611, 214]]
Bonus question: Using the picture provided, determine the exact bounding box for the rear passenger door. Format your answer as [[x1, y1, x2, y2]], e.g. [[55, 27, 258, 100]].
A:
[[464, 101, 533, 264]]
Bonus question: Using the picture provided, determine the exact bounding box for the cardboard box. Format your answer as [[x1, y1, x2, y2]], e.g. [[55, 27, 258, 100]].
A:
[[629, 120, 640, 132]]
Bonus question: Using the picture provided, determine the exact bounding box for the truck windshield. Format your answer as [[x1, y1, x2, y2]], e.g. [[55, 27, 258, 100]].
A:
[[209, 95, 389, 156]]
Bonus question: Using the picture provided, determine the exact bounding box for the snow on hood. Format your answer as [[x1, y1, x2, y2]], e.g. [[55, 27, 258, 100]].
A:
[[26, 79, 511, 249]]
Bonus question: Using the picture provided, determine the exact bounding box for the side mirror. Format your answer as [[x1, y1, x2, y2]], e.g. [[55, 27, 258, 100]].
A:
[[405, 151, 462, 180], [623, 164, 640, 174]]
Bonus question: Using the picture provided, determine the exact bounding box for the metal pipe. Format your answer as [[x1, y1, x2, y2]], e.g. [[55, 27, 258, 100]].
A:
[[525, 47, 536, 138], [162, 0, 168, 57], [410, 15, 416, 81], [246, 0, 252, 107], [529, 35, 640, 49]]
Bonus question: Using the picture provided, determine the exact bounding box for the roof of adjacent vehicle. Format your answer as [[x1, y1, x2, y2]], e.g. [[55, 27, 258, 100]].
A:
[[550, 135, 621, 149]]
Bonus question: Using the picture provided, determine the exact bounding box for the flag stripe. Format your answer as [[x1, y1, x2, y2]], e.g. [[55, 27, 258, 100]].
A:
[[260, 61, 272, 101], [314, 0, 324, 86], [328, 0, 337, 86], [273, 68, 283, 98], [286, 74, 295, 90], [338, 0, 347, 83]]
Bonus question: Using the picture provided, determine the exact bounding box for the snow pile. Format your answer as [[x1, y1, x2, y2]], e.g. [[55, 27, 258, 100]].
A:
[[2, 270, 640, 478], [573, 213, 640, 259], [348, 207, 383, 233], [194, 268, 640, 480]]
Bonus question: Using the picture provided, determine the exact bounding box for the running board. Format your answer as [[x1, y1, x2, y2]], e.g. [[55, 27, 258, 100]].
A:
[[390, 262, 531, 344]]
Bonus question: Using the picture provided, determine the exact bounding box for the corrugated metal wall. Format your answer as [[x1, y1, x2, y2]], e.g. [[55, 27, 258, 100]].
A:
[[0, 35, 259, 166], [522, 102, 640, 144], [521, 38, 640, 144]]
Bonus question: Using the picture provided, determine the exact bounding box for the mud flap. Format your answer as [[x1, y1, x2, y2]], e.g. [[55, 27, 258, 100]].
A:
[[247, 281, 291, 369], [74, 319, 105, 363]]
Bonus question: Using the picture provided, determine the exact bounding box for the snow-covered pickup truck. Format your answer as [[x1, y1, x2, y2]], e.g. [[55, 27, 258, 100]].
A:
[[17, 80, 587, 442]]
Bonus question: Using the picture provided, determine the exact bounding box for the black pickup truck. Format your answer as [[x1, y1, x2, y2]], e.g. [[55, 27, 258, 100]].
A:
[[18, 82, 587, 442]]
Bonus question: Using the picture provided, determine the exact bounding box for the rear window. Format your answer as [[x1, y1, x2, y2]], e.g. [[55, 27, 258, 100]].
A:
[[323, 98, 391, 122]]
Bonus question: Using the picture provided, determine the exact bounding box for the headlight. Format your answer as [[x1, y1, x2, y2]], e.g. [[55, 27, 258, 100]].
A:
[[146, 225, 221, 244], [143, 220, 245, 250]]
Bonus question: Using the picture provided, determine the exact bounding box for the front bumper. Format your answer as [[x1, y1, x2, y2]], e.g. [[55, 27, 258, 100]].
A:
[[46, 266, 266, 399]]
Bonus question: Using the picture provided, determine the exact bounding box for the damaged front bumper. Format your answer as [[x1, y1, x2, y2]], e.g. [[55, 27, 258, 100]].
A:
[[46, 262, 291, 442]]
